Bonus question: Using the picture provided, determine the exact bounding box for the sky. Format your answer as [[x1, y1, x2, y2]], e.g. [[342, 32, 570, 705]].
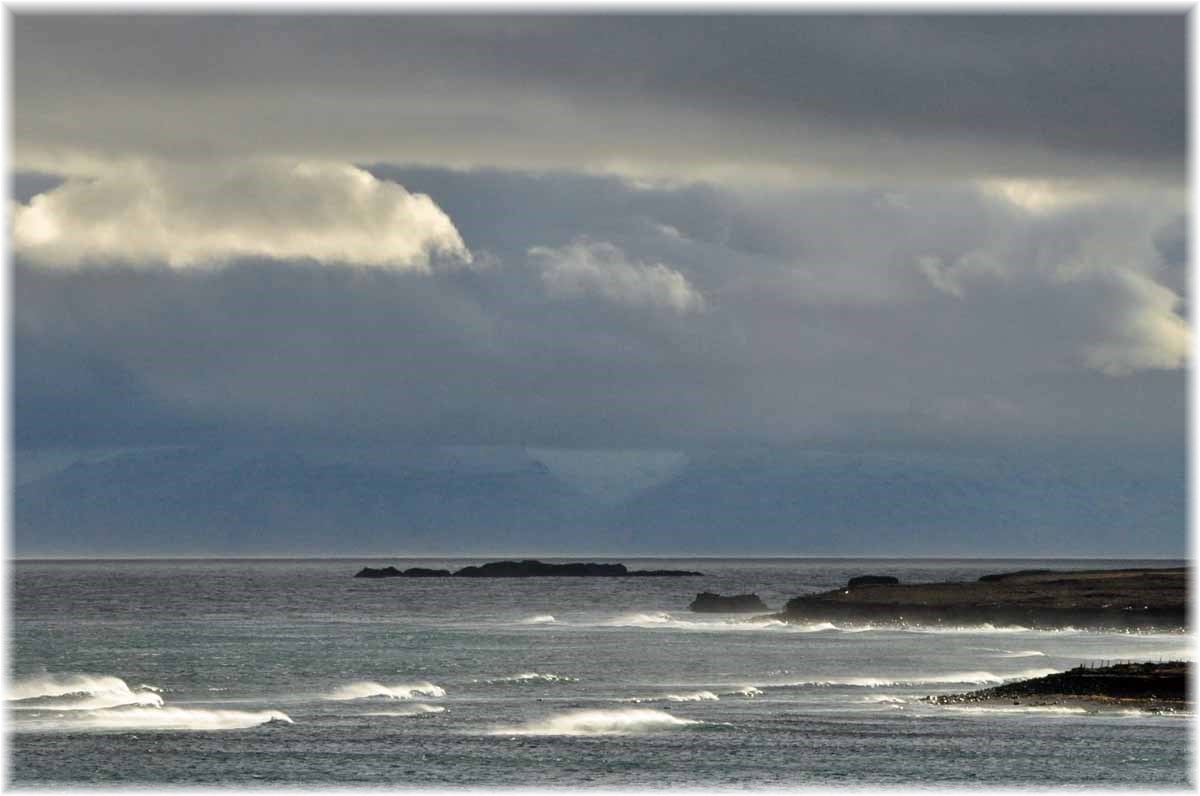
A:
[[10, 14, 1189, 556]]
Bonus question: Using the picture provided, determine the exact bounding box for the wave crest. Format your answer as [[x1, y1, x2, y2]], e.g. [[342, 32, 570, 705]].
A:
[[621, 691, 720, 703], [15, 706, 292, 733], [363, 704, 445, 717], [9, 673, 164, 711], [491, 708, 703, 736], [484, 672, 578, 684], [327, 681, 446, 701], [520, 615, 557, 624], [771, 668, 1060, 689]]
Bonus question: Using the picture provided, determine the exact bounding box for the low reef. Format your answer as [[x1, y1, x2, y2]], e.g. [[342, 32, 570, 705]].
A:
[[355, 559, 703, 578], [688, 592, 769, 613], [780, 567, 1187, 631], [926, 661, 1189, 713]]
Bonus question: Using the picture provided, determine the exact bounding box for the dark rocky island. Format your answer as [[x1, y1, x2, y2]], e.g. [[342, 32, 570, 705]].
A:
[[355, 566, 451, 578], [927, 661, 1189, 713], [355, 559, 703, 578], [780, 567, 1187, 631], [688, 592, 769, 613]]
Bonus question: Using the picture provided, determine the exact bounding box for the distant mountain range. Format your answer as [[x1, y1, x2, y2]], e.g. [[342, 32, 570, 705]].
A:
[[14, 444, 1185, 557]]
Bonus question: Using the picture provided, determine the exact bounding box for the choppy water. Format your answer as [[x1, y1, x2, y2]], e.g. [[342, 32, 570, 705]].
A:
[[10, 557, 1192, 787]]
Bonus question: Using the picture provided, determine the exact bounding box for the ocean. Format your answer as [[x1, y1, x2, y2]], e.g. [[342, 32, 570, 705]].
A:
[[9, 557, 1192, 787]]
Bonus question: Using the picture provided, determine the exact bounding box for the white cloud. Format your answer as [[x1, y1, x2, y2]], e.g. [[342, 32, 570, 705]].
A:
[[12, 159, 471, 270], [1081, 270, 1189, 376], [531, 241, 705, 314]]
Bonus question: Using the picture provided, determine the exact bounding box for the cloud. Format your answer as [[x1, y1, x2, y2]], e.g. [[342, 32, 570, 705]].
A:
[[12, 159, 471, 270], [12, 16, 1184, 186], [1079, 270, 1189, 376], [12, 166, 1187, 453], [531, 241, 705, 314]]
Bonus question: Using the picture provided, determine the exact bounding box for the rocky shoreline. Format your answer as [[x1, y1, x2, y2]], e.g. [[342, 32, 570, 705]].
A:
[[779, 567, 1187, 631], [926, 661, 1190, 713]]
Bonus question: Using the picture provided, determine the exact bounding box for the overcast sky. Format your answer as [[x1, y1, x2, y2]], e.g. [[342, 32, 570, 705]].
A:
[[10, 14, 1188, 553]]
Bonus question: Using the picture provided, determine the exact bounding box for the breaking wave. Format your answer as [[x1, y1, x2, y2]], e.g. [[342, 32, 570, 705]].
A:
[[727, 686, 763, 697], [14, 706, 293, 733], [621, 691, 720, 703], [327, 681, 446, 701], [858, 695, 908, 705], [483, 672, 578, 684], [491, 708, 704, 736], [602, 613, 786, 631], [939, 704, 1090, 716], [521, 615, 557, 624], [969, 648, 1047, 658], [9, 673, 165, 711], [770, 668, 1060, 689], [363, 704, 445, 717]]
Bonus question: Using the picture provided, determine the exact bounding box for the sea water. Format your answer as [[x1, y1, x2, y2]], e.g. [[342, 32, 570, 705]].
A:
[[9, 558, 1192, 787]]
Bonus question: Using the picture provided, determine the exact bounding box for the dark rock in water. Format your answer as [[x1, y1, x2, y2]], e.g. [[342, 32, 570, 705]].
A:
[[689, 592, 769, 613], [355, 559, 704, 578], [927, 661, 1189, 707], [847, 575, 900, 589], [452, 559, 702, 577], [454, 560, 629, 578], [354, 566, 402, 578], [629, 569, 704, 577]]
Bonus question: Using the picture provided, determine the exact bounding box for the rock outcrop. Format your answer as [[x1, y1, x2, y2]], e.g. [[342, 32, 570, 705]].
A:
[[688, 592, 769, 613], [354, 566, 403, 578], [780, 567, 1187, 631], [927, 661, 1189, 710], [355, 559, 703, 578], [846, 575, 899, 589]]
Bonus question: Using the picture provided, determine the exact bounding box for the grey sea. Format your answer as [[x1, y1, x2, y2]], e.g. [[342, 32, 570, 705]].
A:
[[10, 557, 1192, 788]]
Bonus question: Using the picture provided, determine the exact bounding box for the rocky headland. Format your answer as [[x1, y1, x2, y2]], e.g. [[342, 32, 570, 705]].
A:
[[927, 661, 1189, 713], [354, 559, 703, 578], [779, 567, 1187, 631]]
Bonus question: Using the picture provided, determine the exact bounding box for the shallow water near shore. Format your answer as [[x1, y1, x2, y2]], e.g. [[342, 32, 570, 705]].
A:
[[10, 557, 1191, 787]]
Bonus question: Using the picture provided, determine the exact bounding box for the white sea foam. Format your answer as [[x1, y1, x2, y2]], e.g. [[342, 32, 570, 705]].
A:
[[363, 704, 445, 717], [968, 648, 1047, 658], [621, 691, 720, 703], [602, 613, 786, 631], [727, 686, 764, 697], [858, 695, 909, 704], [9, 673, 165, 711], [484, 672, 578, 684], [491, 708, 703, 736], [327, 681, 446, 701], [15, 706, 293, 732], [771, 668, 1060, 689], [940, 705, 1090, 716], [521, 615, 557, 624]]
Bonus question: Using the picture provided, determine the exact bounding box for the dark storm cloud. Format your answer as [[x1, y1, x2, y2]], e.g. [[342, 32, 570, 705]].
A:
[[13, 14, 1184, 180]]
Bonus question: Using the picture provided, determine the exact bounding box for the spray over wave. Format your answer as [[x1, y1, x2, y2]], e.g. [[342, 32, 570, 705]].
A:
[[520, 615, 557, 624], [491, 708, 704, 736], [363, 704, 445, 717], [603, 613, 788, 631], [327, 681, 446, 701], [9, 673, 164, 711], [770, 668, 1061, 689], [621, 691, 720, 703], [484, 672, 578, 684], [15, 706, 293, 733]]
